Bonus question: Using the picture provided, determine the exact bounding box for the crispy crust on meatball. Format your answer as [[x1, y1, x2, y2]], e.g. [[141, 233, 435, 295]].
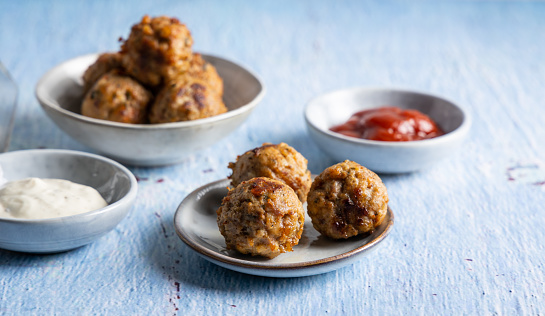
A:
[[307, 160, 388, 239], [148, 76, 227, 123], [120, 15, 193, 86], [82, 52, 123, 93], [228, 143, 312, 203], [187, 53, 223, 96], [80, 16, 229, 125], [81, 71, 152, 124], [217, 177, 305, 258]]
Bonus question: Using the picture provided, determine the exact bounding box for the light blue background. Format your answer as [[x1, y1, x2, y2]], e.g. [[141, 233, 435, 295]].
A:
[[1, 1, 544, 314]]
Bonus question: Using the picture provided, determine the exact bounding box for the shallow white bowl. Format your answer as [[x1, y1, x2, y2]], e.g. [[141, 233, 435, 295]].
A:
[[174, 178, 394, 278], [305, 87, 471, 173], [36, 53, 265, 166], [0, 149, 137, 253]]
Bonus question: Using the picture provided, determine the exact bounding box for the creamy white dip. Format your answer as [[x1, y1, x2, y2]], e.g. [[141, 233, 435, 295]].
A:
[[0, 178, 108, 219]]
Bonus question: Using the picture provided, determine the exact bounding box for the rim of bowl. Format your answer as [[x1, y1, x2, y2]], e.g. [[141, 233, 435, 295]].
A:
[[0, 149, 138, 223], [35, 53, 267, 130], [304, 86, 472, 148]]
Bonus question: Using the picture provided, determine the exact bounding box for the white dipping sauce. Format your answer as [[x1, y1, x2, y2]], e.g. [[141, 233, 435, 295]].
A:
[[0, 178, 108, 219]]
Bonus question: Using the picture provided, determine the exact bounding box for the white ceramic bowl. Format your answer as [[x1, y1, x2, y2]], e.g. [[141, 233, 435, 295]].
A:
[[0, 149, 137, 253], [36, 53, 265, 166], [305, 87, 471, 173]]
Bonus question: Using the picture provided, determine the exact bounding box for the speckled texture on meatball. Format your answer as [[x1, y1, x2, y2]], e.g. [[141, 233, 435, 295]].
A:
[[307, 160, 388, 239], [120, 15, 193, 86], [228, 143, 312, 203], [82, 52, 123, 93], [148, 75, 227, 123], [81, 71, 152, 124], [187, 53, 223, 96], [217, 177, 305, 258]]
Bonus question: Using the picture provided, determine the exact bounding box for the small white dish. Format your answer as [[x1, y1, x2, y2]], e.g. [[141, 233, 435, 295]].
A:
[[0, 149, 137, 253], [36, 53, 265, 166], [305, 87, 471, 173], [174, 178, 394, 278]]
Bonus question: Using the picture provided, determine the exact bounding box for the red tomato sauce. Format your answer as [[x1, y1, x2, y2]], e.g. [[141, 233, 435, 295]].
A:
[[330, 106, 444, 141]]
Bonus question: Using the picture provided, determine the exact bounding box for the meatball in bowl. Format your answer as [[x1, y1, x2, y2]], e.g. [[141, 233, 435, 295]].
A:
[[149, 75, 227, 123], [36, 15, 265, 166], [120, 15, 194, 87], [81, 70, 152, 124]]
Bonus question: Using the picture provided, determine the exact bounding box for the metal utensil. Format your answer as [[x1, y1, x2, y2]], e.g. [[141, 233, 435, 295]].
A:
[[0, 62, 18, 152]]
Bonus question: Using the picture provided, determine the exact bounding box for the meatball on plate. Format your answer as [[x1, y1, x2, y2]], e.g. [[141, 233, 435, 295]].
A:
[[217, 177, 305, 259], [308, 160, 389, 239], [228, 143, 312, 203], [174, 178, 394, 278]]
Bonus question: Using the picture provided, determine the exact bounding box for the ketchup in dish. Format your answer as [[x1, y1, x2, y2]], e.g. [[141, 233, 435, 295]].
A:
[[330, 106, 444, 141]]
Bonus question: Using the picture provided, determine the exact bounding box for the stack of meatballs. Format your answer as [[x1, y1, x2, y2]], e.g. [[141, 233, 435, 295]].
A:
[[81, 15, 227, 124], [217, 143, 389, 259]]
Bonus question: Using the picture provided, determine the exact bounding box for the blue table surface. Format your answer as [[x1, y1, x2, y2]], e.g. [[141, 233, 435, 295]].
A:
[[1, 0, 544, 315]]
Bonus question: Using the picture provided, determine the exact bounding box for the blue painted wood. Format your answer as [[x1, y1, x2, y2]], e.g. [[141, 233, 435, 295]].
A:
[[1, 0, 544, 314]]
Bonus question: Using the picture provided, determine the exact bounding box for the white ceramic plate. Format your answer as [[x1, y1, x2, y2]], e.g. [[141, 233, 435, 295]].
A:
[[174, 179, 394, 278]]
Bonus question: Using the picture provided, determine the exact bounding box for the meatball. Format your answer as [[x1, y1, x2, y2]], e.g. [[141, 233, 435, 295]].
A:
[[82, 52, 123, 93], [81, 71, 152, 124], [217, 177, 305, 258], [307, 160, 388, 239], [187, 53, 223, 96], [120, 15, 193, 86], [148, 76, 227, 123], [228, 143, 312, 203]]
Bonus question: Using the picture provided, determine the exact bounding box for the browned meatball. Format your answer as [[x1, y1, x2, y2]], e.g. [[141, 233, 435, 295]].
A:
[[228, 143, 312, 203], [120, 15, 193, 86], [307, 160, 388, 239], [82, 52, 123, 93], [81, 71, 152, 124], [148, 76, 227, 123], [187, 53, 223, 96], [217, 177, 305, 258]]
